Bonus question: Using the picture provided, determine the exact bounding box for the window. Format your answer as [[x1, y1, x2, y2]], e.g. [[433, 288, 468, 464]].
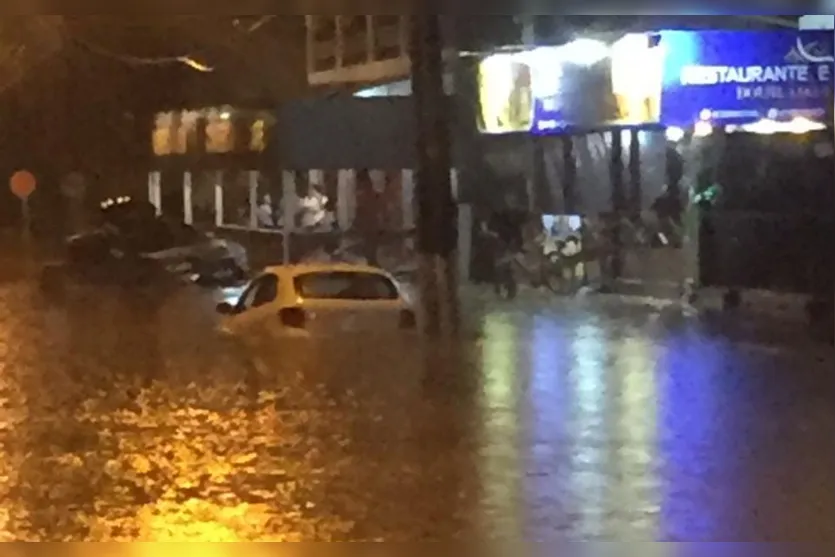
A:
[[312, 16, 337, 42], [371, 15, 401, 60], [250, 119, 266, 152], [205, 106, 234, 153], [249, 111, 274, 153], [152, 112, 173, 155], [238, 274, 279, 311], [169, 112, 187, 154], [341, 16, 369, 66], [180, 110, 200, 153], [294, 272, 398, 300]]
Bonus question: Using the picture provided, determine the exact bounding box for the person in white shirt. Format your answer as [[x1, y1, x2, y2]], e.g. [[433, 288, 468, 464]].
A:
[[255, 194, 275, 228]]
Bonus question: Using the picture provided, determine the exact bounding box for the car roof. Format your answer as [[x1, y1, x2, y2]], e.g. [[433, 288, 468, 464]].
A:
[[262, 262, 395, 278]]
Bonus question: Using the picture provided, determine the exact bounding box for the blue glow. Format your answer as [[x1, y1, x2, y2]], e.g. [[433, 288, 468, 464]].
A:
[[659, 29, 835, 126]]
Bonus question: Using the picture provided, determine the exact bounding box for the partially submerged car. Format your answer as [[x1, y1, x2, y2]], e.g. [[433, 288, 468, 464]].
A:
[[216, 262, 417, 341], [40, 197, 249, 298]]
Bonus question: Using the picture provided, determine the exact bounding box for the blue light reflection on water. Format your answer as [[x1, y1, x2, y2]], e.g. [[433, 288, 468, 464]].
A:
[[526, 314, 664, 540], [524, 315, 570, 538], [566, 321, 609, 538], [656, 332, 729, 541]]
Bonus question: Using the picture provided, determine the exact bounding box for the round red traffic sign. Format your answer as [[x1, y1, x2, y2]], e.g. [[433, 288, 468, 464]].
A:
[[10, 170, 36, 199]]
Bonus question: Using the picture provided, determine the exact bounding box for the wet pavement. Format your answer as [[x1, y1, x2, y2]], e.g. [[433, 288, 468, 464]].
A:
[[0, 277, 833, 541]]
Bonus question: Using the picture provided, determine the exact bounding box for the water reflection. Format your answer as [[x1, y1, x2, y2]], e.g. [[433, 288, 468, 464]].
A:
[[0, 278, 832, 540], [478, 313, 523, 539], [610, 336, 659, 539], [525, 315, 570, 539], [567, 322, 609, 538], [657, 334, 728, 540]]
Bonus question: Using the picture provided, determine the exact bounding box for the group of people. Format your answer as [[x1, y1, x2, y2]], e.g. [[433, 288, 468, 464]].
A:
[[241, 187, 337, 232]]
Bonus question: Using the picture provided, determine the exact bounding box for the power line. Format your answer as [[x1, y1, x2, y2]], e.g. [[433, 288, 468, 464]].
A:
[[68, 16, 281, 72], [70, 34, 213, 72]]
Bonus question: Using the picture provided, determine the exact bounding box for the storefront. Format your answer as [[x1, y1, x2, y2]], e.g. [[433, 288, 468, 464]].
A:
[[474, 28, 834, 292], [147, 28, 834, 290], [657, 29, 834, 294]]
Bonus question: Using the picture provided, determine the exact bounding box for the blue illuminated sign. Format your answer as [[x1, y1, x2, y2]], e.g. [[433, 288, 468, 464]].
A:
[[477, 29, 835, 135], [659, 30, 834, 126]]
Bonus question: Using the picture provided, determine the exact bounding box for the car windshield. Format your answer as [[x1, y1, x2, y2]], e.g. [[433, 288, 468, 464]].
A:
[[294, 271, 398, 301], [100, 201, 202, 253]]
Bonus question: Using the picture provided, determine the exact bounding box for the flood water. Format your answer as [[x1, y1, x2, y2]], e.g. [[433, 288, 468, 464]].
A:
[[0, 280, 832, 541]]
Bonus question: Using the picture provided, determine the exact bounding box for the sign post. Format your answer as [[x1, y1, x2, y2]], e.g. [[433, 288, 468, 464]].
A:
[[10, 170, 36, 240]]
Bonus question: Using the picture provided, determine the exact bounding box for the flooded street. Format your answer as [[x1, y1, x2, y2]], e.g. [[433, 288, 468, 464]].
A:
[[0, 280, 832, 541]]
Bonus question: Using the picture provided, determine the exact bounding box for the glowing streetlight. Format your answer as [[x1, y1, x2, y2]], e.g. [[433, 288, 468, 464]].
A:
[[177, 55, 213, 72]]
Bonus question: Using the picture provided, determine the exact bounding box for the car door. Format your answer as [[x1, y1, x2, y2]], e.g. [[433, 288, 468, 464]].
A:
[[225, 273, 280, 346]]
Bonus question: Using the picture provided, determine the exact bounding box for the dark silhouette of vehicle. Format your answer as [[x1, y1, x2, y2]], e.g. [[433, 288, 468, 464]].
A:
[[39, 198, 249, 300]]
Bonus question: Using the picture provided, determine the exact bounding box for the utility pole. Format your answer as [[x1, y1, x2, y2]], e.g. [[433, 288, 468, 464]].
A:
[[410, 15, 459, 337]]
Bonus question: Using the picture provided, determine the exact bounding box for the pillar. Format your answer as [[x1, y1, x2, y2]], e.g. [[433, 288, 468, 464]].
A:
[[450, 168, 459, 203], [411, 14, 458, 336], [610, 130, 625, 280], [562, 136, 578, 213], [214, 170, 224, 227], [628, 129, 642, 214], [457, 203, 472, 283], [148, 171, 162, 216], [282, 170, 296, 264], [337, 169, 355, 231], [402, 169, 415, 230], [183, 171, 194, 225], [248, 170, 259, 230]]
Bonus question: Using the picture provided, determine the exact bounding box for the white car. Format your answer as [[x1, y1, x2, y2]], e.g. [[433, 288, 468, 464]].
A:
[[215, 262, 417, 340]]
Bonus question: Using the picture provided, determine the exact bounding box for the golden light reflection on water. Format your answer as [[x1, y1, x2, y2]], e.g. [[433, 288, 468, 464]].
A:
[[478, 314, 523, 539], [0, 287, 35, 542], [566, 326, 661, 540], [24, 543, 301, 557], [611, 336, 660, 539], [70, 386, 355, 542], [80, 403, 299, 541]]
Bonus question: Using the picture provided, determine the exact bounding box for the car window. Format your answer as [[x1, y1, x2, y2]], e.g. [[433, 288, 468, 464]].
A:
[[238, 274, 279, 311], [115, 218, 176, 254], [295, 271, 398, 301]]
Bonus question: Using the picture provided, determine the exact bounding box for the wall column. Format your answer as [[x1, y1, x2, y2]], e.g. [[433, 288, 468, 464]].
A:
[[248, 170, 259, 230], [610, 130, 626, 280], [282, 170, 297, 264], [183, 171, 193, 225], [148, 171, 162, 216], [214, 170, 224, 227]]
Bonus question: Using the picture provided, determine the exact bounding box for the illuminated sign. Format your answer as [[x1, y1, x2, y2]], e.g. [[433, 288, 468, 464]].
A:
[[679, 65, 822, 85], [659, 30, 834, 126], [477, 30, 834, 133], [476, 35, 663, 134]]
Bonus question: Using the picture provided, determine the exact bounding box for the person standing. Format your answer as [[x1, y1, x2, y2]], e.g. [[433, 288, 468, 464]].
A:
[[354, 169, 381, 265]]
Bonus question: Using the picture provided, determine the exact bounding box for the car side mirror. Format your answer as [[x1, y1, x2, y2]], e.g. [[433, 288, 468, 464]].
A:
[[216, 302, 236, 315]]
